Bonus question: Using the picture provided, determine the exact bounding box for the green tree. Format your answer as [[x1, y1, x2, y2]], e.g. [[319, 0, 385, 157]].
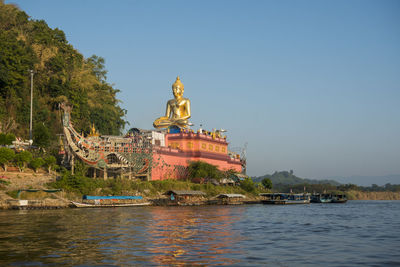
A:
[[14, 150, 32, 172], [261, 177, 273, 189], [0, 2, 127, 144], [0, 133, 15, 145], [44, 155, 57, 173], [33, 123, 51, 148], [30, 157, 44, 172], [0, 147, 15, 171], [187, 161, 223, 181], [240, 177, 257, 193]]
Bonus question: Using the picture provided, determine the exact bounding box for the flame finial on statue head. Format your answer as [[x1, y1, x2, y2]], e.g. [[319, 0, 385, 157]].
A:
[[172, 76, 184, 90]]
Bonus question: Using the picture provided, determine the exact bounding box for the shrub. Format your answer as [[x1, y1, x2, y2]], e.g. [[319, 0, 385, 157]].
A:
[[14, 150, 33, 172], [44, 155, 57, 173], [0, 147, 15, 171], [187, 161, 223, 182], [50, 170, 104, 195], [30, 157, 45, 172], [240, 177, 257, 194]]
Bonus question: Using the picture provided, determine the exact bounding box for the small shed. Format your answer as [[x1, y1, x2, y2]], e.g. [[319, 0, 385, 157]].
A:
[[163, 190, 206, 205], [216, 194, 246, 204]]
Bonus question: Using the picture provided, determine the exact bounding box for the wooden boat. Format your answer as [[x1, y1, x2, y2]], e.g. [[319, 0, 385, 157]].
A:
[[71, 195, 151, 208], [310, 193, 347, 203], [71, 201, 151, 208], [331, 194, 347, 203], [259, 193, 310, 204], [310, 193, 333, 203]]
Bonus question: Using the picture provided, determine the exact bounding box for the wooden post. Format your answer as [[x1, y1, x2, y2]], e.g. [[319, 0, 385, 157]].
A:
[[103, 166, 107, 180], [93, 168, 97, 178], [71, 155, 74, 175]]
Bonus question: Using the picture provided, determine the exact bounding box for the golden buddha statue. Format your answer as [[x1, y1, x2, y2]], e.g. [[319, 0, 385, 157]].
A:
[[153, 76, 191, 129]]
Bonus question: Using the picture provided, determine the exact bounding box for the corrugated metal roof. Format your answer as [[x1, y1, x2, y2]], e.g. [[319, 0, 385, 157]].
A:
[[164, 190, 206, 196], [217, 194, 246, 198]]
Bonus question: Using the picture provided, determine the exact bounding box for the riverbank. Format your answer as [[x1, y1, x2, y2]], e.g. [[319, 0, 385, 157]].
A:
[[0, 171, 263, 209], [1, 172, 399, 210], [346, 190, 400, 200], [0, 171, 70, 209]]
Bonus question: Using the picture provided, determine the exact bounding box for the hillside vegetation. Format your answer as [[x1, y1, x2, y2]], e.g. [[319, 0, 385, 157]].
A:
[[253, 171, 400, 198], [0, 1, 127, 152], [253, 170, 340, 186]]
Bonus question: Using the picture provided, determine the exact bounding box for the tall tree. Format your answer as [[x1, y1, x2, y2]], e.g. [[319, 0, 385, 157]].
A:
[[0, 2, 127, 148]]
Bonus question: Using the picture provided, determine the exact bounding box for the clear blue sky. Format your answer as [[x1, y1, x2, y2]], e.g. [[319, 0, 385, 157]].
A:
[[7, 0, 400, 183]]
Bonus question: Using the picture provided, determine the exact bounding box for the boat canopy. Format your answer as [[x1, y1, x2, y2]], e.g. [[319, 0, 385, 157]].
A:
[[82, 195, 143, 200]]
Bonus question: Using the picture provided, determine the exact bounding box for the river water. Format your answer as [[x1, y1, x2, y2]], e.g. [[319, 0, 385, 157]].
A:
[[0, 201, 399, 266]]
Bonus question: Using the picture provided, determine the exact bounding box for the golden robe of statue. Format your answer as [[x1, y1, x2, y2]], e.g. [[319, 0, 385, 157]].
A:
[[153, 76, 191, 129]]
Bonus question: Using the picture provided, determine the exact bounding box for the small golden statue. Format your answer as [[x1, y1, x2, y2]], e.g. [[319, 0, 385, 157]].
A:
[[153, 76, 191, 129], [88, 123, 100, 137]]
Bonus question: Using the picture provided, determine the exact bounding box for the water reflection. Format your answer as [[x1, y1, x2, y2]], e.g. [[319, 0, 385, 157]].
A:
[[1, 202, 399, 266], [146, 206, 245, 266], [0, 206, 246, 266]]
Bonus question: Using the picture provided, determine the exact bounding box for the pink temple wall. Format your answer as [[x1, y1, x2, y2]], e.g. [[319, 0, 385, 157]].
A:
[[151, 147, 242, 180]]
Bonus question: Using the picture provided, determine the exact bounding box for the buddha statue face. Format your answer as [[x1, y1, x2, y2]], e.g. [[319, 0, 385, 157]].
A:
[[173, 85, 183, 98]]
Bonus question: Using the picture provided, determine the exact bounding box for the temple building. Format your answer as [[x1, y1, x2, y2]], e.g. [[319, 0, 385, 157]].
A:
[[60, 77, 245, 180]]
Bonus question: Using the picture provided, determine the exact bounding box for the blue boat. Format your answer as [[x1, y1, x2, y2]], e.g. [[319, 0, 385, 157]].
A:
[[259, 193, 311, 204]]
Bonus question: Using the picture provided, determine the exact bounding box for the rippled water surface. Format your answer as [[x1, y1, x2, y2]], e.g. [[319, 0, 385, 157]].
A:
[[1, 201, 400, 266]]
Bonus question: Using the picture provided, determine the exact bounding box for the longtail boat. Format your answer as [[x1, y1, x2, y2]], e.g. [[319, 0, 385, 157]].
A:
[[259, 193, 311, 204], [71, 195, 151, 208]]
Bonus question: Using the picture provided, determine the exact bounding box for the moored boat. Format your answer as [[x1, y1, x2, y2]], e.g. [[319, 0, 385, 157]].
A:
[[331, 194, 347, 203], [259, 193, 310, 204], [310, 193, 332, 203], [310, 193, 347, 203], [71, 195, 151, 208], [71, 201, 151, 208]]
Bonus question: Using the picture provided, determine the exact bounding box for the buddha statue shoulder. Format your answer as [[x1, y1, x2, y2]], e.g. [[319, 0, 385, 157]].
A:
[[153, 76, 191, 129]]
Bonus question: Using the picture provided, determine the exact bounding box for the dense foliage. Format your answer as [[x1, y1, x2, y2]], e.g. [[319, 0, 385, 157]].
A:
[[0, 2, 127, 150], [0, 133, 15, 145], [187, 161, 223, 181], [261, 177, 272, 189]]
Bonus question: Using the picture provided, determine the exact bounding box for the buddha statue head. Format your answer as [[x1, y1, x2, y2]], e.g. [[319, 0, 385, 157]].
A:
[[172, 76, 184, 99]]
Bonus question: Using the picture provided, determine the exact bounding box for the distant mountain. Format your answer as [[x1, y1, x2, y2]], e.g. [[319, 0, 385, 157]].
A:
[[326, 175, 400, 187], [253, 171, 340, 186]]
